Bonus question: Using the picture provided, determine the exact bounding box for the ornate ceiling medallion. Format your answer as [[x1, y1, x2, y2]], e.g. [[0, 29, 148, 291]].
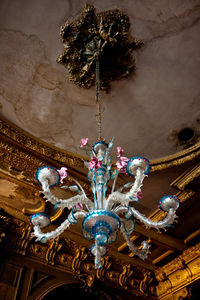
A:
[[57, 4, 143, 90]]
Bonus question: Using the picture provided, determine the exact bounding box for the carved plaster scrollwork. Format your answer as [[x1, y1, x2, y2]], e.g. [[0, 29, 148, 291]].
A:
[[118, 264, 133, 289], [45, 237, 62, 265], [139, 271, 155, 295], [0, 117, 84, 169], [0, 210, 199, 298], [155, 243, 200, 299], [72, 247, 88, 274], [0, 208, 11, 247], [17, 226, 33, 255], [96, 256, 111, 280]]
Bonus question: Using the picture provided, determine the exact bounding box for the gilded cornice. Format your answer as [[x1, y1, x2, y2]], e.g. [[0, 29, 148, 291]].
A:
[[0, 115, 92, 220], [150, 142, 200, 171], [0, 115, 86, 168], [170, 162, 200, 191], [0, 115, 199, 174], [1, 210, 199, 299], [0, 211, 156, 298], [155, 243, 200, 299]]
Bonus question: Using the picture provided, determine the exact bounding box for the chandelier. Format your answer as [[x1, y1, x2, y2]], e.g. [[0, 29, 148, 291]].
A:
[[30, 5, 180, 269]]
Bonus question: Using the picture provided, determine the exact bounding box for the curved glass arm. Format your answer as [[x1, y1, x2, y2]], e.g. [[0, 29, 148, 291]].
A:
[[106, 168, 146, 210], [32, 211, 86, 242], [41, 180, 94, 211], [130, 207, 177, 229], [120, 224, 150, 260], [126, 167, 146, 198]]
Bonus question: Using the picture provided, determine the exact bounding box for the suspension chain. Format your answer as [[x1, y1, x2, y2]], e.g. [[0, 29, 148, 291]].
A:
[[95, 53, 102, 141]]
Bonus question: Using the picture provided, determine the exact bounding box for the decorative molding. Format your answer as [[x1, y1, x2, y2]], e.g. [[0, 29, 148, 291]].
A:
[[0, 115, 199, 176], [0, 115, 85, 169], [150, 142, 200, 172], [119, 264, 133, 289], [155, 243, 200, 299], [71, 247, 88, 274], [140, 271, 155, 296], [0, 211, 155, 297], [17, 226, 33, 256], [170, 162, 200, 191], [0, 208, 11, 247], [45, 238, 62, 265], [96, 256, 111, 280], [1, 209, 199, 298]]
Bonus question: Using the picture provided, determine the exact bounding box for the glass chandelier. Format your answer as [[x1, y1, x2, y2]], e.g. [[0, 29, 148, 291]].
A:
[[30, 13, 180, 269]]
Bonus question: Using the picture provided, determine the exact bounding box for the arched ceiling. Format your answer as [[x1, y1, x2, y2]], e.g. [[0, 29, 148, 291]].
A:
[[0, 0, 200, 160]]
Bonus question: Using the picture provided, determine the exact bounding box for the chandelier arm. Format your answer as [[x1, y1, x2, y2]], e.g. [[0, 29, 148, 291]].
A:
[[113, 205, 128, 215], [69, 177, 87, 198], [120, 223, 150, 260], [32, 211, 87, 243], [111, 170, 119, 194], [130, 207, 177, 229], [106, 191, 130, 210], [126, 168, 146, 198], [40, 181, 94, 210], [53, 195, 94, 211], [106, 168, 146, 210], [41, 180, 58, 204]]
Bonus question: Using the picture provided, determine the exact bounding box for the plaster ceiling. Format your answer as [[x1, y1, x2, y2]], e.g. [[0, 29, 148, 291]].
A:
[[0, 0, 200, 160]]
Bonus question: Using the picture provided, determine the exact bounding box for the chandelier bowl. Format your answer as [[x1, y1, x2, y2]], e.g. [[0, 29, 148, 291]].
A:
[[82, 210, 121, 246], [30, 213, 51, 228], [126, 156, 151, 177], [158, 195, 180, 212], [35, 166, 60, 187]]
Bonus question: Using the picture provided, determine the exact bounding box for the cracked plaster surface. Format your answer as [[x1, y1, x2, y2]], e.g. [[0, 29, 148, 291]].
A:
[[0, 0, 200, 158]]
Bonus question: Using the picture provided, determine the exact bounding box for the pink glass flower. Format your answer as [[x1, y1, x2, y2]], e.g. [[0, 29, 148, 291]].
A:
[[89, 157, 102, 170], [116, 156, 128, 173], [75, 203, 83, 209], [136, 191, 143, 200], [117, 146, 124, 157], [80, 138, 89, 148], [57, 167, 67, 183], [69, 203, 83, 210]]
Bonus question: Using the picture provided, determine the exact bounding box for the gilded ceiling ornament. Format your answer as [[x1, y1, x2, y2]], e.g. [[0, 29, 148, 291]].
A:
[[1, 115, 200, 174], [1, 209, 200, 298], [57, 4, 143, 90]]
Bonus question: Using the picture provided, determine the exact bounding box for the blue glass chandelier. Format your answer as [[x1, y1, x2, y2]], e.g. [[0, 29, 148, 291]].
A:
[[31, 139, 180, 268], [30, 17, 180, 269]]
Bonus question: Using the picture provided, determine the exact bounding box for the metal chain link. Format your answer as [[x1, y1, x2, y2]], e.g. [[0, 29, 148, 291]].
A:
[[95, 49, 102, 141]]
